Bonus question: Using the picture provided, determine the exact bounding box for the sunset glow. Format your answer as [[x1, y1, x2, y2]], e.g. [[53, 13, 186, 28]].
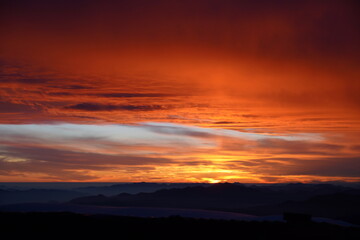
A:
[[0, 0, 359, 182]]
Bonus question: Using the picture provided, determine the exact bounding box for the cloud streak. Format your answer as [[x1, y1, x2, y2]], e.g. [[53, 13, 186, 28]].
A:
[[65, 103, 168, 111], [0, 122, 359, 182]]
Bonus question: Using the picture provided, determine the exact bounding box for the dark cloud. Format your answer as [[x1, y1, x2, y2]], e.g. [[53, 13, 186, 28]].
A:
[[298, 117, 339, 122], [65, 103, 167, 111], [259, 176, 282, 182], [98, 93, 172, 98], [214, 121, 237, 124], [123, 166, 156, 173], [0, 164, 99, 181], [175, 160, 214, 166], [0, 143, 176, 180], [350, 145, 360, 152], [219, 136, 348, 158], [242, 114, 259, 118], [51, 85, 93, 90], [3, 0, 359, 60], [0, 145, 174, 167], [228, 156, 360, 178], [270, 157, 360, 178], [0, 78, 50, 84], [47, 92, 73, 96], [255, 138, 345, 155], [0, 101, 36, 113]]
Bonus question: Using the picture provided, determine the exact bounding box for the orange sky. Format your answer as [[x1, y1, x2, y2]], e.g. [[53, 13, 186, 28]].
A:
[[0, 0, 359, 182]]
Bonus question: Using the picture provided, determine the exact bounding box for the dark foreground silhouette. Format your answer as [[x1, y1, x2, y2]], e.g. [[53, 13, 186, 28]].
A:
[[70, 183, 360, 225], [2, 212, 359, 240]]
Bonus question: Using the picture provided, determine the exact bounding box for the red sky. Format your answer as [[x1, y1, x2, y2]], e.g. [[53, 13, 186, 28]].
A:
[[0, 0, 359, 182]]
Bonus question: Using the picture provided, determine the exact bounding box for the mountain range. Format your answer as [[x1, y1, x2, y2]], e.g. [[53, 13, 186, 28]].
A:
[[70, 183, 360, 225]]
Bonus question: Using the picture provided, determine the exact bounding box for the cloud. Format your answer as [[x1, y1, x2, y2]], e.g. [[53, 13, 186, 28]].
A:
[[141, 122, 318, 142], [0, 123, 218, 154], [65, 103, 168, 111], [0, 122, 325, 155], [350, 145, 360, 152], [225, 155, 360, 178], [255, 138, 345, 155], [98, 93, 172, 98], [241, 114, 260, 118], [50, 85, 93, 90], [0, 122, 358, 181], [292, 157, 360, 177], [0, 144, 175, 181], [0, 101, 36, 113], [214, 121, 238, 124], [0, 78, 50, 84], [140, 122, 217, 139], [258, 157, 360, 178], [0, 145, 173, 166]]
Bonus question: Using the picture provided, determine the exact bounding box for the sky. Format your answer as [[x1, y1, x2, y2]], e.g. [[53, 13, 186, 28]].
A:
[[0, 0, 359, 183]]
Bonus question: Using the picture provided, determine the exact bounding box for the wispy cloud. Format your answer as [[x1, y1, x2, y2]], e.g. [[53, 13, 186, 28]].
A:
[[65, 103, 168, 111], [0, 122, 358, 182], [98, 93, 173, 98]]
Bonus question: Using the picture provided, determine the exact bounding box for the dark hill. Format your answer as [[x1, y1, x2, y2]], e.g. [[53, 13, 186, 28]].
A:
[[70, 183, 360, 224], [75, 182, 209, 195], [242, 191, 360, 225], [2, 212, 360, 240], [71, 183, 282, 209], [0, 189, 86, 205], [70, 182, 353, 209]]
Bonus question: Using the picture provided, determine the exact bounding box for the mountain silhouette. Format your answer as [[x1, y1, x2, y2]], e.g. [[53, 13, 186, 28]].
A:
[[71, 183, 277, 209], [243, 190, 360, 225], [70, 182, 355, 210], [69, 183, 360, 224], [0, 189, 86, 205], [75, 182, 208, 195]]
